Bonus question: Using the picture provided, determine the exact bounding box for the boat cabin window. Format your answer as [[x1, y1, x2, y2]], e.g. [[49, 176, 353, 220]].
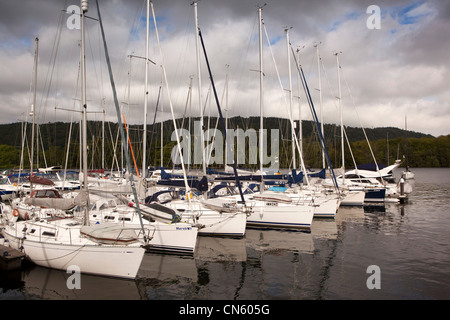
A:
[[349, 179, 372, 184], [42, 231, 56, 237], [118, 217, 131, 221], [104, 216, 115, 220], [143, 215, 155, 222], [66, 222, 81, 227], [8, 175, 28, 184], [32, 189, 60, 198]]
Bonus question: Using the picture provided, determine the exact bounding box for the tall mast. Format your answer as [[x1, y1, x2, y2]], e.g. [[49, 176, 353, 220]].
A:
[[258, 5, 264, 180], [224, 64, 229, 168], [120, 56, 131, 174], [150, 0, 192, 205], [160, 86, 163, 167], [335, 51, 344, 182], [285, 27, 295, 169], [30, 37, 39, 185], [315, 42, 325, 169], [296, 47, 303, 161], [102, 106, 105, 169], [81, 0, 89, 224], [142, 0, 150, 178], [193, 1, 206, 175]]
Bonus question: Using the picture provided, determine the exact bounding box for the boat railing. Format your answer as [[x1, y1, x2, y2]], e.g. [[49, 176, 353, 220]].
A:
[[294, 198, 315, 206], [81, 224, 155, 246], [136, 226, 155, 245], [12, 216, 155, 246], [17, 221, 62, 243]]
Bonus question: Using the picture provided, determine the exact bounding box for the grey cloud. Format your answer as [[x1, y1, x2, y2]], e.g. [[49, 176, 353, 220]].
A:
[[0, 0, 449, 137]]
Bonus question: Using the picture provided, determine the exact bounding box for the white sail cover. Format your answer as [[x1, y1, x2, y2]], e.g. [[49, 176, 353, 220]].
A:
[[80, 223, 139, 245], [252, 191, 292, 203], [200, 198, 239, 213], [88, 177, 146, 199], [24, 190, 89, 210]]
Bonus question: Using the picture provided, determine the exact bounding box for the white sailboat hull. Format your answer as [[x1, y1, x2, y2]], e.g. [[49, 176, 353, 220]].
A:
[[2, 220, 145, 279], [246, 203, 314, 229], [310, 196, 340, 218], [285, 192, 340, 218], [182, 209, 247, 237], [340, 190, 365, 206], [164, 200, 247, 237], [131, 222, 198, 254], [89, 213, 198, 254], [218, 193, 314, 229]]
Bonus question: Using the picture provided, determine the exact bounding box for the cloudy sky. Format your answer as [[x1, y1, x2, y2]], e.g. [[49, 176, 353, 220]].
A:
[[1, 0, 449, 137]]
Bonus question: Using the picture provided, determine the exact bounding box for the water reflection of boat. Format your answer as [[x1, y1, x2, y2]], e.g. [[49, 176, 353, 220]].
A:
[[137, 253, 198, 282], [138, 236, 248, 280], [311, 218, 338, 240], [20, 263, 141, 299], [195, 236, 247, 262], [245, 228, 314, 254], [336, 206, 365, 223], [364, 204, 386, 213]]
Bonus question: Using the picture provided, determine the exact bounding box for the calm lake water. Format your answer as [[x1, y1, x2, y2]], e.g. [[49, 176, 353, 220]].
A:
[[1, 168, 449, 302]]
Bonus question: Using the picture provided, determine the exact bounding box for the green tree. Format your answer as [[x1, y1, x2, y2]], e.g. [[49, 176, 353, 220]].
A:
[[0, 145, 20, 169]]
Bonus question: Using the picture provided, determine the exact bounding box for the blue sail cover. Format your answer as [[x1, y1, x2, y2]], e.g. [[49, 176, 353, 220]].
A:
[[288, 170, 304, 184], [207, 183, 229, 198], [145, 190, 173, 204], [308, 168, 326, 179], [213, 169, 304, 184], [206, 168, 233, 176], [214, 174, 262, 182], [157, 175, 209, 192], [160, 168, 198, 180]]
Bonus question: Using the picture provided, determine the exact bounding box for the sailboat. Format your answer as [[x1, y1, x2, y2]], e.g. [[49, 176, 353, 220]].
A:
[[327, 53, 409, 203], [1, 0, 147, 279], [138, 0, 248, 238], [319, 52, 389, 204], [85, 193, 197, 254], [212, 6, 314, 229], [402, 116, 415, 180], [279, 29, 340, 218]]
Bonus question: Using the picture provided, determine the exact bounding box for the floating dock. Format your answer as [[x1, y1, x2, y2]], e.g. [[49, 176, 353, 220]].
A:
[[0, 243, 26, 272]]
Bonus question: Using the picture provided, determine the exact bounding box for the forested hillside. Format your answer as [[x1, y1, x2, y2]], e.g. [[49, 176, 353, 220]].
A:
[[0, 118, 446, 170]]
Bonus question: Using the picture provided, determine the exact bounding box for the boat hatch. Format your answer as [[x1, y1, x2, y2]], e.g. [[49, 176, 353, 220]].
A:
[[66, 222, 81, 227]]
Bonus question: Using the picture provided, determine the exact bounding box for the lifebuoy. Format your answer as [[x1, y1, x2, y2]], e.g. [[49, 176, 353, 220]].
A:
[[12, 209, 20, 217]]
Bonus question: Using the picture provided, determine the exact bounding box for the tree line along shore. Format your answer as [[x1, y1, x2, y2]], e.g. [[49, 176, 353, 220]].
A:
[[0, 118, 447, 170]]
